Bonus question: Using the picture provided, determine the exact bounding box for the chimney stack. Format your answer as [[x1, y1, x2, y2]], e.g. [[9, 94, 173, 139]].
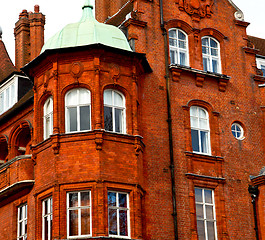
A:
[[14, 5, 45, 70]]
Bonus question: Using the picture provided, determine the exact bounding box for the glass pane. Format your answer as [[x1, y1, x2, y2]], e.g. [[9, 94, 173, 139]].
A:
[[199, 119, 208, 129], [45, 116, 51, 137], [212, 59, 218, 73], [169, 30, 176, 38], [80, 106, 90, 131], [79, 89, 90, 104], [81, 192, 90, 206], [178, 30, 186, 40], [108, 192, 116, 207], [11, 84, 15, 105], [191, 129, 199, 152], [170, 50, 176, 64], [207, 221, 216, 240], [197, 220, 205, 240], [203, 57, 209, 71], [196, 204, 203, 219], [114, 92, 123, 107], [211, 48, 218, 56], [199, 108, 206, 118], [179, 52, 186, 66], [109, 209, 117, 235], [210, 38, 217, 48], [6, 87, 10, 108], [119, 210, 128, 236], [202, 38, 209, 46], [19, 222, 22, 236], [104, 90, 112, 105], [190, 106, 198, 117], [178, 40, 186, 49], [190, 116, 198, 128], [69, 192, 78, 208], [202, 46, 208, 54], [204, 189, 213, 204], [261, 66, 265, 76], [200, 131, 209, 153], [25, 220, 27, 234], [44, 200, 48, 215], [119, 193, 127, 208], [69, 210, 78, 236], [236, 125, 240, 132], [81, 208, 90, 235], [68, 107, 77, 132], [169, 39, 174, 46], [44, 216, 48, 240], [104, 106, 113, 131], [115, 108, 122, 133], [67, 90, 78, 106], [206, 205, 214, 219], [0, 92, 3, 113], [195, 188, 203, 202]]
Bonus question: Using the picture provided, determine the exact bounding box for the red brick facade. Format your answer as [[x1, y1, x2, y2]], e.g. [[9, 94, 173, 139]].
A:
[[1, 0, 265, 239]]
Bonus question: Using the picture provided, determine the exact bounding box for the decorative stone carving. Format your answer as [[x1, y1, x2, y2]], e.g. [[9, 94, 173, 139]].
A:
[[176, 0, 214, 19], [70, 62, 84, 79]]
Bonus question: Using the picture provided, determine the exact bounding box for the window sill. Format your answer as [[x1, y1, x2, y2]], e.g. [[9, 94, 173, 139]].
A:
[[169, 64, 230, 92], [185, 151, 223, 162], [253, 75, 265, 85]]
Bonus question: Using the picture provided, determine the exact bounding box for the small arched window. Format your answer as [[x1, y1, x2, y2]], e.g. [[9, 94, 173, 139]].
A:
[[65, 88, 91, 133], [43, 97, 53, 140], [190, 106, 211, 154], [169, 28, 189, 66], [104, 90, 126, 133], [202, 36, 221, 74]]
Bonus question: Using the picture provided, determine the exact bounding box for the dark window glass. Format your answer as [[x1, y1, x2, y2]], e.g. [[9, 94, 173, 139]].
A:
[[104, 106, 113, 131], [80, 106, 90, 131], [191, 129, 199, 152], [69, 107, 77, 132]]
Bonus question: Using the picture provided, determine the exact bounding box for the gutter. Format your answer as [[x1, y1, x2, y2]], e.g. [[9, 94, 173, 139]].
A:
[[159, 0, 178, 239]]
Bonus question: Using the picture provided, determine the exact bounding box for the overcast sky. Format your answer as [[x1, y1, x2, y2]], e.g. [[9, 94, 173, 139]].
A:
[[0, 0, 264, 63]]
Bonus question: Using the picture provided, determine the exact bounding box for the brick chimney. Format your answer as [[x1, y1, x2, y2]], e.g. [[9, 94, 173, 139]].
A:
[[14, 5, 45, 70]]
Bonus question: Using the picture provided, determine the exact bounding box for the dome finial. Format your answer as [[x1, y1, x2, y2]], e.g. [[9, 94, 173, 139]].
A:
[[83, 0, 93, 10], [81, 0, 94, 22]]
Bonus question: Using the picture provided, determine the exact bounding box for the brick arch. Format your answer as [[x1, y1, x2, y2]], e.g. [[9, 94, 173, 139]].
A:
[[61, 83, 92, 99], [9, 120, 33, 159], [187, 99, 214, 113], [165, 19, 193, 35], [103, 84, 130, 101], [0, 134, 8, 162], [200, 28, 226, 43]]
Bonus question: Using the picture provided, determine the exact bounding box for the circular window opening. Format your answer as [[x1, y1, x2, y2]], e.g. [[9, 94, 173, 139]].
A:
[[231, 123, 244, 140]]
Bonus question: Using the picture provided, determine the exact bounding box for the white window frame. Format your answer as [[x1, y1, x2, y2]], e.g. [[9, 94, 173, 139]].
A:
[[256, 57, 265, 76], [42, 197, 53, 240], [108, 191, 130, 238], [231, 122, 244, 140], [67, 190, 92, 238], [195, 188, 218, 240], [202, 36, 221, 74], [104, 90, 126, 134], [0, 76, 18, 115], [65, 88, 91, 133], [169, 28, 189, 66], [43, 97, 53, 140], [190, 106, 211, 155], [17, 204, 27, 240]]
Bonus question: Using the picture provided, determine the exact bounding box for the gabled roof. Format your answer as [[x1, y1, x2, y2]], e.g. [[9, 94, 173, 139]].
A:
[[0, 40, 16, 81], [248, 35, 265, 57]]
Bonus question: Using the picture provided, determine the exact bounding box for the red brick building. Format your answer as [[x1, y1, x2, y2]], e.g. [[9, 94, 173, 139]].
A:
[[1, 0, 265, 239]]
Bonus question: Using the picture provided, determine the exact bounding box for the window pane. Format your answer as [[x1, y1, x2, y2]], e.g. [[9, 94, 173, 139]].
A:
[[169, 39, 174, 46], [195, 188, 203, 202], [79, 89, 90, 105], [197, 220, 205, 240], [199, 108, 207, 118], [191, 129, 199, 152], [69, 210, 78, 236], [45, 116, 51, 137], [80, 106, 90, 131], [104, 90, 112, 105], [204, 189, 213, 204], [202, 38, 209, 46], [67, 90, 77, 105], [190, 116, 198, 128], [170, 50, 176, 64], [68, 107, 77, 132], [211, 48, 218, 56], [119, 210, 128, 236], [207, 221, 216, 240], [169, 30, 176, 38], [190, 106, 198, 117], [104, 106, 113, 131], [69, 192, 78, 208], [115, 108, 122, 133], [212, 59, 218, 73], [81, 208, 90, 235], [0, 92, 3, 113], [109, 209, 117, 235], [178, 30, 186, 40], [81, 191, 90, 206], [119, 193, 127, 208], [206, 205, 214, 219], [200, 131, 209, 153], [178, 40, 186, 49], [210, 38, 217, 48], [44, 217, 48, 240], [114, 92, 123, 107], [199, 119, 208, 129], [202, 46, 208, 54], [179, 52, 186, 66], [203, 57, 209, 71], [108, 192, 116, 206], [196, 204, 203, 219]]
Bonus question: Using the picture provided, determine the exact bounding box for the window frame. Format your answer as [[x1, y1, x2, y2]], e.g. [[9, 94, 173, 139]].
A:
[[42, 197, 53, 240], [17, 204, 27, 240], [202, 36, 221, 74], [168, 28, 189, 66], [104, 89, 126, 134], [65, 88, 92, 133], [66, 190, 92, 238], [43, 97, 53, 140], [108, 191, 130, 239], [231, 122, 244, 140], [190, 106, 211, 155], [195, 187, 218, 240], [256, 57, 265, 76]]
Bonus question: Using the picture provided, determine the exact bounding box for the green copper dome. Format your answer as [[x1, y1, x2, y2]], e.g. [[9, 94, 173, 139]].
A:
[[41, 0, 132, 53]]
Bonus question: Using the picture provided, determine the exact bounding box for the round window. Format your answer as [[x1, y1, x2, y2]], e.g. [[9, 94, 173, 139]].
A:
[[231, 123, 244, 140]]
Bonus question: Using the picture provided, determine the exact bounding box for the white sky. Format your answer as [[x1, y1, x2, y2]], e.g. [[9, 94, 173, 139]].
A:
[[0, 0, 264, 63]]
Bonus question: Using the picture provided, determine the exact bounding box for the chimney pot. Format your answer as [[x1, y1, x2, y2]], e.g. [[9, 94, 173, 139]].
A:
[[34, 5, 40, 13]]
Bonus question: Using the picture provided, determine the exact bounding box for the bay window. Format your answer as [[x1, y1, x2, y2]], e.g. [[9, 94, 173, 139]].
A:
[[17, 204, 27, 240], [42, 197, 53, 240]]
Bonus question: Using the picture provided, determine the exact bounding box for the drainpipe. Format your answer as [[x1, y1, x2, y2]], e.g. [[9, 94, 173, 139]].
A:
[[159, 0, 178, 239], [248, 185, 259, 240]]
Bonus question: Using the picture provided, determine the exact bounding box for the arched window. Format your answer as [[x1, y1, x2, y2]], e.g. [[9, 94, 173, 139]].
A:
[[202, 36, 221, 73], [65, 88, 91, 133], [190, 106, 211, 154], [104, 90, 126, 133], [169, 28, 189, 66], [43, 97, 53, 140]]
